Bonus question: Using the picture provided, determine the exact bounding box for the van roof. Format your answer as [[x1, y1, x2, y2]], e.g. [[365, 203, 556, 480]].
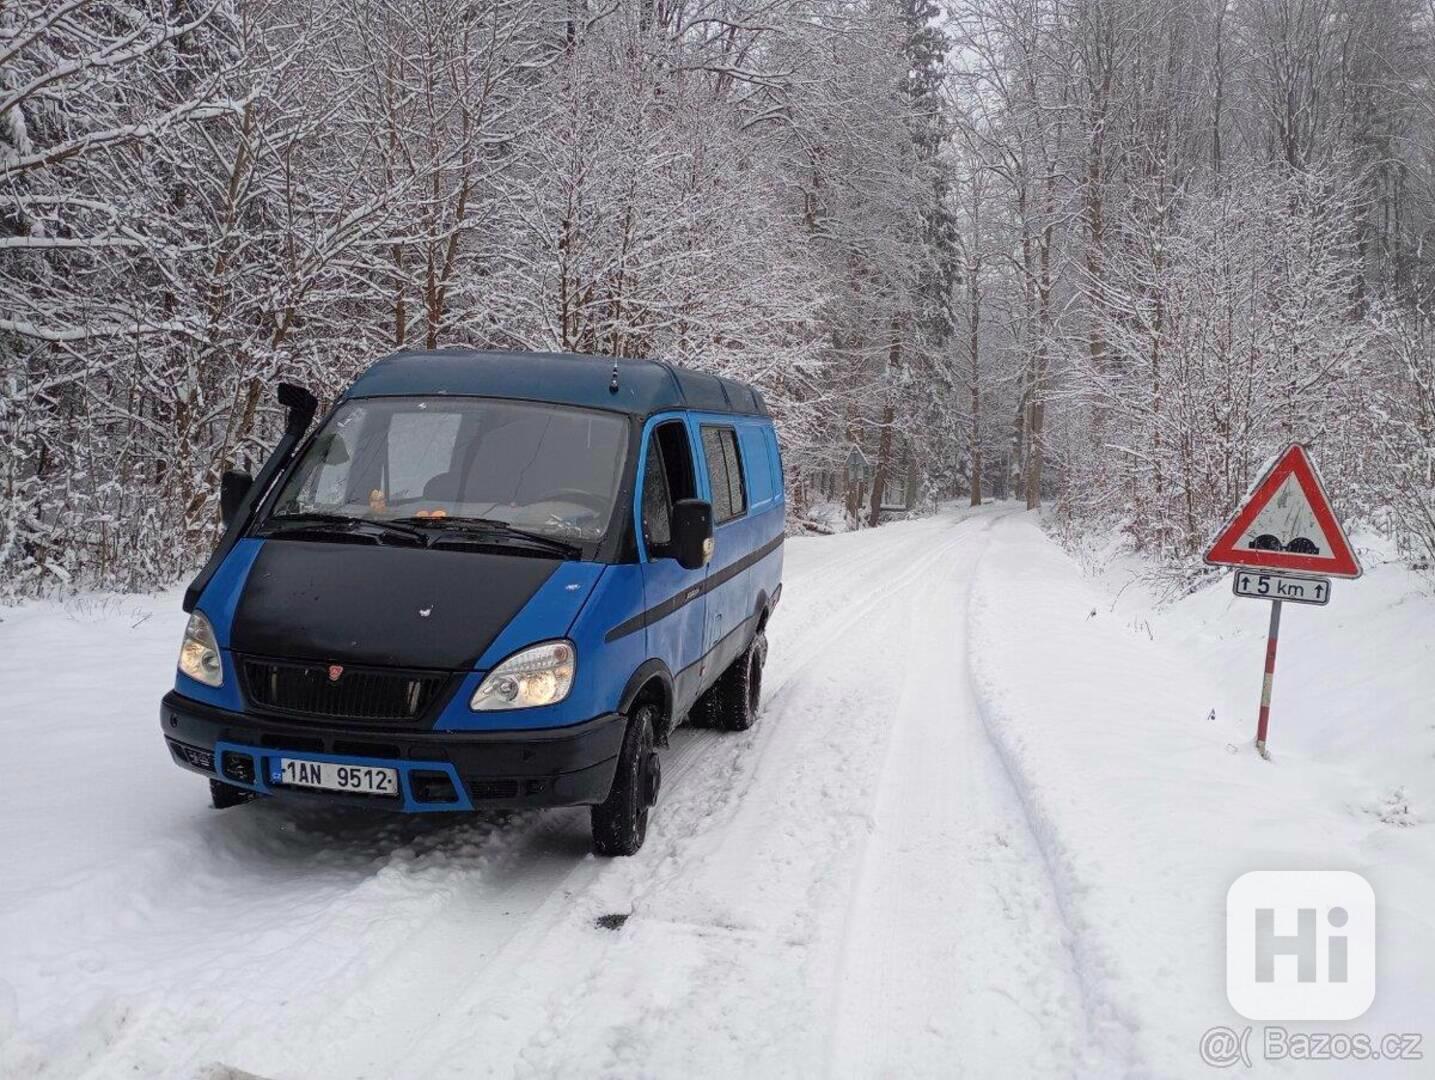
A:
[[343, 348, 769, 419]]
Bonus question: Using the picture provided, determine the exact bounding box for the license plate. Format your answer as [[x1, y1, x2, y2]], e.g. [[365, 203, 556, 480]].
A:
[[274, 758, 399, 797]]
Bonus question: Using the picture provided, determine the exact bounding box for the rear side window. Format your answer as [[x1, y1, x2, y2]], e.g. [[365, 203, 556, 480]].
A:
[[738, 426, 776, 507], [765, 427, 783, 490], [701, 425, 746, 523]]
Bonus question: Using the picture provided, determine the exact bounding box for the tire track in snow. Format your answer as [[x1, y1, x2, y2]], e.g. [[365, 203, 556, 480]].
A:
[[825, 509, 1099, 1078], [959, 517, 1146, 1078]]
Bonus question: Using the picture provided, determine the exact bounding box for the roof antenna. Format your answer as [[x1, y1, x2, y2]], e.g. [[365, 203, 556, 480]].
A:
[[609, 360, 620, 394]]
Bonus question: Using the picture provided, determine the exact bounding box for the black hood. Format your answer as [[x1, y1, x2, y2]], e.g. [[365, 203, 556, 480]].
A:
[[230, 540, 559, 670]]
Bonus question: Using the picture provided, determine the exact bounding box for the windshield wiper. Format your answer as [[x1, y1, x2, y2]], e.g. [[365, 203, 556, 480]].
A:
[[259, 513, 429, 546], [393, 516, 584, 559]]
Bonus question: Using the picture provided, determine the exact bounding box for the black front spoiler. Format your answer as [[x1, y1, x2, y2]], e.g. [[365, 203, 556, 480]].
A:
[[161, 691, 624, 811]]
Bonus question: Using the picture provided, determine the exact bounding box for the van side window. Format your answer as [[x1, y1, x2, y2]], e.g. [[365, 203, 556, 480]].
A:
[[701, 425, 746, 523], [641, 436, 673, 548], [738, 426, 775, 507], [642, 421, 696, 556], [721, 432, 747, 516], [766, 426, 784, 489]]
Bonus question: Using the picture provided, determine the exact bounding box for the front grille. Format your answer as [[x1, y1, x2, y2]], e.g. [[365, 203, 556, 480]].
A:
[[240, 657, 451, 723]]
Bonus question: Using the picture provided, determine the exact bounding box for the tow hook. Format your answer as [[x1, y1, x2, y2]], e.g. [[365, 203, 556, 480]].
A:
[[643, 751, 661, 807]]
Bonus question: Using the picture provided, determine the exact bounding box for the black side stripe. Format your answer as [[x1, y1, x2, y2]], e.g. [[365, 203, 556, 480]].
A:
[[605, 532, 785, 643]]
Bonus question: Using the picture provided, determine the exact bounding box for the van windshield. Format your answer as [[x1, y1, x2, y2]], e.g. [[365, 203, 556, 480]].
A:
[[268, 397, 629, 543]]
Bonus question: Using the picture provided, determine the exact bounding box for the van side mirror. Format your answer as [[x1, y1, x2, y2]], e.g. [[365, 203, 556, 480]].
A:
[[671, 499, 714, 570], [220, 470, 254, 528]]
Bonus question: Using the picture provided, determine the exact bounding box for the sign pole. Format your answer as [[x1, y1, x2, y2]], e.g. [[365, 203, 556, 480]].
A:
[[1255, 599, 1283, 759]]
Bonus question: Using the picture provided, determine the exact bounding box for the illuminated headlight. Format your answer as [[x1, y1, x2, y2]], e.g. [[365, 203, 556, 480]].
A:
[[470, 640, 575, 711], [177, 610, 224, 687]]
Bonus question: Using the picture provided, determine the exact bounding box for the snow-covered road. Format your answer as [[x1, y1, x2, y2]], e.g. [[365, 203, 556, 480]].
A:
[[3, 505, 1432, 1079]]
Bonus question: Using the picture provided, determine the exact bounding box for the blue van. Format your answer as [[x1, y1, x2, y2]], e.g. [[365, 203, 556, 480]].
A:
[[161, 349, 784, 855]]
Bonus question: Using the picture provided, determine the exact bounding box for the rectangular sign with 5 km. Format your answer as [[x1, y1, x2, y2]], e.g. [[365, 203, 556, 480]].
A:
[[1232, 570, 1332, 606]]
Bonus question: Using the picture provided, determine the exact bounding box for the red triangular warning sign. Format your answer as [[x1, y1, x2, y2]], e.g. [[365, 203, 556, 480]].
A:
[[1205, 444, 1361, 578]]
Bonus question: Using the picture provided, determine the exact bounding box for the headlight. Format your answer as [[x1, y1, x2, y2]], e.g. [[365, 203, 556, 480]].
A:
[[470, 640, 575, 711], [177, 610, 224, 687]]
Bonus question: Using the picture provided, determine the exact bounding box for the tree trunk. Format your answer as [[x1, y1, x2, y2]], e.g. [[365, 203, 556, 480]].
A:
[[868, 404, 895, 527], [968, 251, 983, 507], [868, 327, 902, 527], [1025, 156, 1056, 511]]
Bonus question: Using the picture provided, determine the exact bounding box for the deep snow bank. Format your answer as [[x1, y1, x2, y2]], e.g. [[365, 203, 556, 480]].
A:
[[967, 513, 1435, 1079]]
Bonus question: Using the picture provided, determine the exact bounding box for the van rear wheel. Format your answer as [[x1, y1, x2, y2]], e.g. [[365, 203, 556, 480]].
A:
[[700, 633, 765, 733], [591, 704, 659, 856]]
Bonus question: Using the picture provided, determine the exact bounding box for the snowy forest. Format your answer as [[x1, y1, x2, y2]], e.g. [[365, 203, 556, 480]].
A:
[[4, 0, 1435, 596]]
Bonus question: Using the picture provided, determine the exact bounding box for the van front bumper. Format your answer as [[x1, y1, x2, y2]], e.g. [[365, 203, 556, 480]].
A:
[[160, 691, 624, 812]]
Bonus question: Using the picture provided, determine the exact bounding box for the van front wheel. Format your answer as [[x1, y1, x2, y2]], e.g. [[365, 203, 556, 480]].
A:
[[591, 705, 659, 856]]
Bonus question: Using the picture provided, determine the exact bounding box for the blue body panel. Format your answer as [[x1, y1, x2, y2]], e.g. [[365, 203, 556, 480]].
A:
[[201, 538, 264, 648], [432, 562, 648, 732], [633, 412, 710, 691], [181, 537, 264, 712]]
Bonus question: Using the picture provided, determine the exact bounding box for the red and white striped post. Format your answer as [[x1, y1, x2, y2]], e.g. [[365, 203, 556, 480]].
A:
[[1255, 599, 1283, 759]]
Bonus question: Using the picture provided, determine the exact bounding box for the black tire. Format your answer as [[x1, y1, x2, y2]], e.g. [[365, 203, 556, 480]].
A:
[[688, 682, 720, 728], [706, 633, 765, 733], [209, 778, 255, 810], [591, 704, 660, 856]]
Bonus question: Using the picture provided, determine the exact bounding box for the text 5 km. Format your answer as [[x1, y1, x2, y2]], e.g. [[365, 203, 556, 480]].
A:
[[1233, 571, 1332, 606]]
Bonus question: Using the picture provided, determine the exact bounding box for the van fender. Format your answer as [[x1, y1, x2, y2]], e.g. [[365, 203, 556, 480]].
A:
[[619, 659, 675, 740]]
